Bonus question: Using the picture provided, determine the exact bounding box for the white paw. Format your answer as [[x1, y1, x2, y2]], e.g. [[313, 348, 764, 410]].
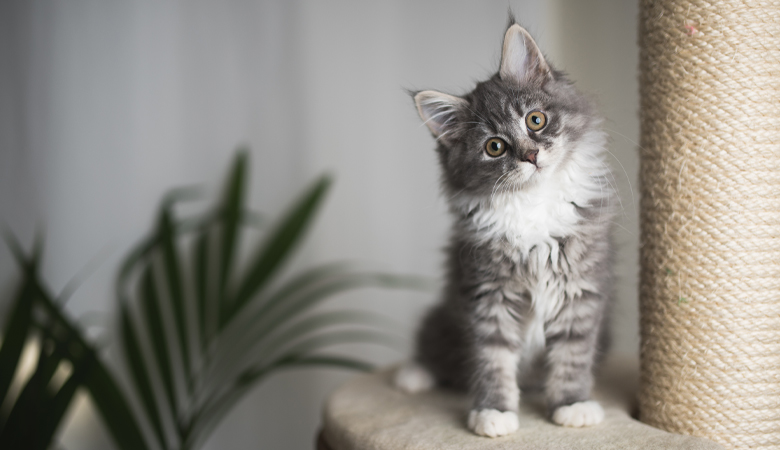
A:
[[393, 362, 435, 393], [467, 409, 519, 438], [551, 401, 604, 427]]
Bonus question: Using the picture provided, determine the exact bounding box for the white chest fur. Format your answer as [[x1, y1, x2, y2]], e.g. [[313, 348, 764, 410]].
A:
[[483, 188, 578, 263], [461, 167, 590, 269], [454, 152, 611, 368]]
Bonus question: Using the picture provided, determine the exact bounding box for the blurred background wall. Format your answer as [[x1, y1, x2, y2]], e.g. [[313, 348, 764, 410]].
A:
[[0, 1, 638, 448]]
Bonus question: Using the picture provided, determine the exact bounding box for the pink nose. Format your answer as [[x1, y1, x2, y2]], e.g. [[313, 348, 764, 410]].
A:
[[524, 149, 539, 165]]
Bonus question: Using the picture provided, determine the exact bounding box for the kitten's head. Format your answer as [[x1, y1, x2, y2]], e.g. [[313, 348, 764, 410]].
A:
[[415, 22, 601, 198]]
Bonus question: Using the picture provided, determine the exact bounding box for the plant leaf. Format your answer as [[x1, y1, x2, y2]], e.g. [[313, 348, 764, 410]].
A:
[[254, 329, 400, 371], [220, 273, 422, 371], [214, 262, 351, 353], [186, 354, 370, 450], [119, 304, 168, 449], [32, 358, 85, 450], [226, 175, 332, 327], [205, 308, 394, 392], [7, 234, 150, 450], [0, 273, 36, 412], [245, 310, 396, 362], [158, 207, 191, 388], [202, 328, 394, 417], [161, 186, 203, 208], [218, 151, 247, 298], [83, 356, 151, 450], [58, 245, 114, 307], [275, 354, 373, 372], [0, 335, 61, 447], [0, 231, 39, 412], [194, 229, 211, 351], [31, 332, 95, 450], [139, 265, 178, 423], [116, 234, 157, 302], [253, 273, 424, 337], [114, 186, 203, 327], [205, 271, 421, 391]]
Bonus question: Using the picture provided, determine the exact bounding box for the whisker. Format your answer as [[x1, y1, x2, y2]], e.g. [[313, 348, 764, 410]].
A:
[[490, 170, 513, 205], [602, 128, 638, 214], [597, 173, 605, 224], [609, 221, 637, 238], [445, 187, 467, 202], [605, 149, 635, 209], [597, 162, 626, 220], [434, 131, 450, 142], [463, 104, 490, 124]]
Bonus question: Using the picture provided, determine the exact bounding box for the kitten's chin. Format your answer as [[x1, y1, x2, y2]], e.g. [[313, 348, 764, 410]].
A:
[[509, 164, 540, 187]]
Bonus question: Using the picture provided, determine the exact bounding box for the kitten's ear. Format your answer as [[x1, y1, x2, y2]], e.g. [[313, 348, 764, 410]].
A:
[[414, 90, 466, 140], [499, 24, 552, 85]]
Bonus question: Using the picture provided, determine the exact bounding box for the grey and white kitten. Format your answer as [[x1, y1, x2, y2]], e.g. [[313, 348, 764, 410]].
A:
[[394, 21, 615, 437]]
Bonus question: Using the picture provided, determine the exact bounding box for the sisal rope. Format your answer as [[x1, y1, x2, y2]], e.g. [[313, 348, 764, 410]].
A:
[[638, 0, 780, 448]]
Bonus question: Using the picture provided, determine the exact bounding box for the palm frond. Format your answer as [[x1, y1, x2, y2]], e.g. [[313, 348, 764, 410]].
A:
[[217, 150, 247, 298], [184, 354, 372, 450], [225, 174, 332, 327], [109, 152, 429, 450], [1, 235, 151, 450], [119, 303, 169, 449], [158, 207, 192, 390]]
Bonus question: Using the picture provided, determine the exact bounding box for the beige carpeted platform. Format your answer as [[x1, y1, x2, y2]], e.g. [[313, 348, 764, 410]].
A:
[[320, 357, 723, 450]]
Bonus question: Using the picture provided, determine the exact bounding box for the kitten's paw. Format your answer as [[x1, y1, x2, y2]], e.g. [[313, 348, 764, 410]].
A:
[[393, 362, 435, 393], [551, 401, 604, 427], [467, 409, 519, 438]]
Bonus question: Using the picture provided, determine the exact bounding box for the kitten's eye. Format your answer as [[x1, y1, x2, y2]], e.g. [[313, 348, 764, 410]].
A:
[[485, 138, 507, 157], [526, 111, 547, 131]]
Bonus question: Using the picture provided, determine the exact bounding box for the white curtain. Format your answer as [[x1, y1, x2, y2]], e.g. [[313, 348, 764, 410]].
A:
[[0, 1, 638, 448]]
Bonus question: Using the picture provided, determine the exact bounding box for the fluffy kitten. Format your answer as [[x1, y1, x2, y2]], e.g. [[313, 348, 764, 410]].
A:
[[395, 20, 615, 437]]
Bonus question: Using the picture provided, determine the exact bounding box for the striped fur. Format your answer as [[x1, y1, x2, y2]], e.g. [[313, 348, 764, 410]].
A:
[[403, 21, 615, 437]]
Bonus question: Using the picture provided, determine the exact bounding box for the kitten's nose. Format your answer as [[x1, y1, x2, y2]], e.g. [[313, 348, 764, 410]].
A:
[[522, 149, 539, 165]]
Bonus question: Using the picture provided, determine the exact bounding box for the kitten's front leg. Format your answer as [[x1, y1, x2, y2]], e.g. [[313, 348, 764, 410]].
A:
[[467, 291, 525, 438], [544, 291, 606, 427]]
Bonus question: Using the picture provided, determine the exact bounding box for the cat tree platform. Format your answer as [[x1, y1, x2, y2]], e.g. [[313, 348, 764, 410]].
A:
[[317, 357, 723, 450]]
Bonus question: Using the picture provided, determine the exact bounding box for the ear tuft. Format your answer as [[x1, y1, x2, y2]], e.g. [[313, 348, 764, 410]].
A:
[[506, 9, 517, 31], [414, 90, 466, 140], [499, 24, 551, 85]]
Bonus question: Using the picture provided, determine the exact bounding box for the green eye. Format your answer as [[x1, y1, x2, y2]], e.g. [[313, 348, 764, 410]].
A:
[[485, 138, 507, 157], [526, 111, 547, 131]]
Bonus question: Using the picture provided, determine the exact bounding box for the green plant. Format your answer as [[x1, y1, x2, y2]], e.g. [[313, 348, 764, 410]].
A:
[[0, 235, 148, 450], [116, 152, 424, 450], [0, 152, 426, 450], [0, 238, 86, 450]]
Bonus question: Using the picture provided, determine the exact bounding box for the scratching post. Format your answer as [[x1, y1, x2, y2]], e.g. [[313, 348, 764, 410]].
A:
[[638, 1, 780, 448]]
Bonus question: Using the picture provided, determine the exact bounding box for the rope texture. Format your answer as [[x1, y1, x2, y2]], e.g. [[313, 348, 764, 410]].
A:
[[638, 1, 780, 448]]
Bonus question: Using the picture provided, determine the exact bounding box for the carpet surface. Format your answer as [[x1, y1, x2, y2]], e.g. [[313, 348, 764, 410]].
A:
[[321, 358, 723, 449]]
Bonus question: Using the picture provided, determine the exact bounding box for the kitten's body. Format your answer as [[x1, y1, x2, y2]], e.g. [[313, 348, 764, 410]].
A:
[[396, 21, 615, 437]]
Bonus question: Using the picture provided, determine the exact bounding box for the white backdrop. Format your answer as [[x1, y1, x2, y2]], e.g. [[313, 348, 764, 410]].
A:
[[0, 1, 639, 449]]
